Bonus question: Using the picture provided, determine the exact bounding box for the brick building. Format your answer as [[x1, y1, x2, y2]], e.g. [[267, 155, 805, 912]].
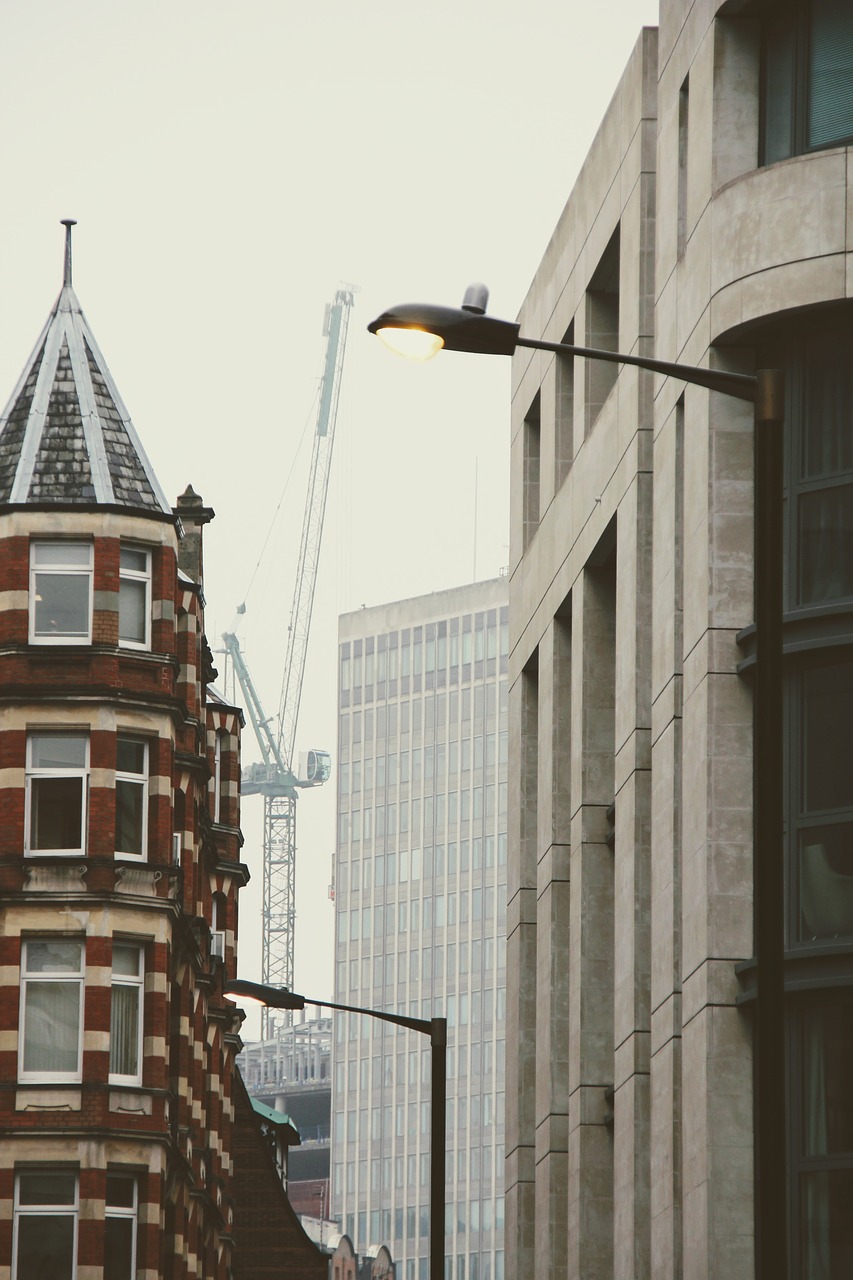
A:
[[0, 226, 251, 1279]]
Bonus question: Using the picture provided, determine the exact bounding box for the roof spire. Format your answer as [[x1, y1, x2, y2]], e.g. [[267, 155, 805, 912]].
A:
[[60, 218, 77, 287]]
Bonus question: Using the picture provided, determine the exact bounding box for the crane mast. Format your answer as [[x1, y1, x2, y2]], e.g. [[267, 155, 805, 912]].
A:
[[222, 286, 355, 1027]]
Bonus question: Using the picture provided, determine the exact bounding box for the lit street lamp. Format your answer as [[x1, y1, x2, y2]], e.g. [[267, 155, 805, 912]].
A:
[[225, 979, 448, 1280], [369, 286, 787, 1280]]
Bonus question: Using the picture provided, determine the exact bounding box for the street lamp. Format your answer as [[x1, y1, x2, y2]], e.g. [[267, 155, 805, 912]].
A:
[[369, 286, 787, 1279], [225, 980, 448, 1280]]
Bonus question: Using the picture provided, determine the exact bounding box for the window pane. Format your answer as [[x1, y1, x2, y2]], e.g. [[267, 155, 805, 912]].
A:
[[762, 12, 795, 164], [106, 1175, 136, 1209], [23, 981, 81, 1073], [809, 0, 853, 149], [799, 822, 853, 941], [798, 487, 853, 605], [30, 736, 87, 770], [116, 738, 145, 775], [16, 1214, 75, 1279], [119, 546, 148, 573], [800, 1169, 853, 1278], [110, 983, 140, 1077], [31, 777, 84, 850], [119, 578, 146, 644], [112, 945, 140, 978], [801, 665, 853, 813], [105, 1216, 134, 1280], [802, 1001, 853, 1156], [115, 779, 144, 855], [18, 1171, 76, 1205], [33, 542, 91, 567], [34, 573, 90, 637], [26, 940, 82, 974]]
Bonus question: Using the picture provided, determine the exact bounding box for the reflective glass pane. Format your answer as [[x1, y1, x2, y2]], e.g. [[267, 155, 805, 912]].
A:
[[801, 665, 853, 813], [34, 573, 90, 637], [31, 777, 84, 850], [18, 1171, 76, 1205], [809, 0, 853, 149], [801, 334, 853, 480], [16, 1214, 75, 1278], [799, 822, 853, 941], [118, 579, 146, 643], [798, 487, 853, 605], [33, 542, 91, 567], [802, 1001, 853, 1155], [116, 738, 145, 775], [801, 1169, 853, 1278], [105, 1216, 134, 1280], [109, 983, 140, 1077], [23, 981, 81, 1073], [115, 780, 144, 855], [105, 1175, 136, 1208], [30, 735, 87, 770], [112, 944, 140, 978], [119, 546, 148, 573], [25, 940, 82, 974]]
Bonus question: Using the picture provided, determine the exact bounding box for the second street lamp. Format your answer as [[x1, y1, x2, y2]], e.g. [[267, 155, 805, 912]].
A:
[[369, 286, 787, 1280], [225, 980, 448, 1280]]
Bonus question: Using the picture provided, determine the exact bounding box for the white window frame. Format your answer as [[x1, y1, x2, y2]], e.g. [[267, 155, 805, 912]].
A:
[[109, 943, 144, 1087], [29, 540, 93, 645], [115, 736, 148, 861], [13, 1169, 79, 1280], [211, 893, 226, 961], [19, 939, 85, 1084], [118, 543, 151, 650], [105, 1172, 138, 1279], [25, 733, 89, 857], [213, 729, 225, 823]]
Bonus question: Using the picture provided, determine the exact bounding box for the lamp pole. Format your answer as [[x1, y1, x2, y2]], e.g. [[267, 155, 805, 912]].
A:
[[368, 287, 787, 1278], [225, 980, 448, 1280]]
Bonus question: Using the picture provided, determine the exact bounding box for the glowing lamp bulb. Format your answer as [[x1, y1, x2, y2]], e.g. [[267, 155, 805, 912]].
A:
[[376, 326, 444, 361]]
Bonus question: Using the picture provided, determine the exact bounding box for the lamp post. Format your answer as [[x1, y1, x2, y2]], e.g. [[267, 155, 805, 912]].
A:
[[369, 286, 787, 1279], [225, 979, 448, 1280]]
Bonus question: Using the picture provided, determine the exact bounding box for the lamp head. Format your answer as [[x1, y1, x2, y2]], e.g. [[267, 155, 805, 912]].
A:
[[368, 285, 519, 359], [223, 979, 306, 1011]]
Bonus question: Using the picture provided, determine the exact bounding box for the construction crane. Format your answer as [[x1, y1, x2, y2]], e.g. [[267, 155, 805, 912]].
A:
[[223, 286, 356, 1028]]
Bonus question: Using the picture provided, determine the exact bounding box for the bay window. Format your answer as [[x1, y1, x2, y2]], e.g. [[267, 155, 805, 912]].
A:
[[29, 540, 92, 643], [19, 939, 84, 1081], [26, 733, 89, 856]]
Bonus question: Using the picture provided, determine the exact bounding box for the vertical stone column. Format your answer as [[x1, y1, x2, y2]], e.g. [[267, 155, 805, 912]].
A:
[[534, 614, 572, 1280], [568, 561, 616, 1280], [506, 659, 539, 1280], [613, 472, 653, 1280]]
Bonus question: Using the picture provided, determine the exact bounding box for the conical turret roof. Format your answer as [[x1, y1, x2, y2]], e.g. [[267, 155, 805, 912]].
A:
[[0, 222, 171, 513]]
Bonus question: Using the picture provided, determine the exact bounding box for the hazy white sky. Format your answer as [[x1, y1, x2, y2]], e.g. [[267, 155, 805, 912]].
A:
[[0, 0, 659, 1028]]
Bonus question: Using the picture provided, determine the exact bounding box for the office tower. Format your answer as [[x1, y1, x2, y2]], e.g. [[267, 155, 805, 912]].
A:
[[332, 579, 508, 1280]]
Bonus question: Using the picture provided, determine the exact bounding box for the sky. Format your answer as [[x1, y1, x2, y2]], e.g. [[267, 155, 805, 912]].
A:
[[0, 0, 659, 1034]]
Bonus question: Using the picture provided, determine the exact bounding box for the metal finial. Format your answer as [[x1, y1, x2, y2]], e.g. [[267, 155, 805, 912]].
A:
[[60, 219, 77, 287]]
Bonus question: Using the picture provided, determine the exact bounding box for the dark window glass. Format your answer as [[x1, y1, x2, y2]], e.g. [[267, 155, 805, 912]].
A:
[[762, 0, 853, 164]]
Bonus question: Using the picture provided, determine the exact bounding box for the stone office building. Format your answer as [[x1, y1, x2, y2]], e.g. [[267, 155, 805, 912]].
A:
[[507, 3, 853, 1279]]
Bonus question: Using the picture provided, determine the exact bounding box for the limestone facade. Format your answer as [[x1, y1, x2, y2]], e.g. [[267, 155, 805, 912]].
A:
[[507, 4, 853, 1278]]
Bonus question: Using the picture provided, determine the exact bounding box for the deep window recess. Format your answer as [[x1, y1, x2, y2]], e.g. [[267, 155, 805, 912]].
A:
[[584, 227, 621, 434], [110, 943, 143, 1085], [13, 1170, 78, 1279], [105, 1173, 138, 1280], [118, 544, 151, 648], [761, 0, 853, 165], [522, 392, 541, 549], [115, 737, 147, 859], [19, 938, 84, 1081], [29, 540, 93, 643], [27, 733, 89, 856]]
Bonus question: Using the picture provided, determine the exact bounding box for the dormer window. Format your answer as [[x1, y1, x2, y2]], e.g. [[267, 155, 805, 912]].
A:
[[29, 541, 93, 644], [118, 544, 151, 649]]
